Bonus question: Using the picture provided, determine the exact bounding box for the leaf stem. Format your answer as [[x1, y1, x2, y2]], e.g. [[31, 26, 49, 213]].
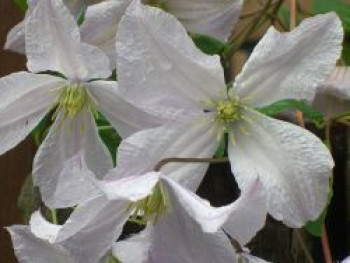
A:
[[321, 224, 333, 263], [154, 157, 229, 172], [294, 229, 315, 263], [50, 209, 58, 224]]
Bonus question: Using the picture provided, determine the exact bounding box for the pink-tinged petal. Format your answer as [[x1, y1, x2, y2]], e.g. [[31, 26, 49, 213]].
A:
[[81, 0, 131, 68], [25, 0, 111, 80], [95, 172, 161, 201], [107, 119, 218, 191], [117, 0, 226, 114], [86, 81, 166, 138], [148, 198, 237, 263], [56, 195, 130, 263], [7, 226, 74, 263], [223, 179, 267, 245], [112, 227, 153, 263], [228, 110, 333, 227], [235, 13, 343, 107], [29, 211, 62, 243], [0, 72, 62, 155], [313, 67, 350, 118], [33, 109, 113, 208], [164, 0, 242, 41]]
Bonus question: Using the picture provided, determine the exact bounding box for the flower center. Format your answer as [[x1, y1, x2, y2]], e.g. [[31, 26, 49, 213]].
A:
[[129, 183, 169, 225], [212, 95, 244, 129], [215, 100, 242, 123], [53, 83, 97, 121], [58, 84, 88, 118]]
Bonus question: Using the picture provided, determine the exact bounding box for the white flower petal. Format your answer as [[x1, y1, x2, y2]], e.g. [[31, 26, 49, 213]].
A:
[[4, 21, 25, 53], [223, 179, 267, 245], [81, 0, 131, 68], [0, 72, 62, 155], [149, 202, 236, 262], [25, 0, 111, 80], [56, 195, 130, 263], [29, 211, 62, 243], [312, 92, 350, 120], [161, 176, 242, 233], [86, 81, 165, 138], [7, 226, 74, 263], [235, 13, 343, 107], [33, 109, 113, 208], [318, 67, 350, 100], [164, 0, 242, 41], [112, 227, 153, 263], [117, 1, 226, 112], [107, 120, 218, 191], [4, 0, 99, 54], [228, 110, 333, 227], [96, 172, 161, 201], [313, 67, 350, 118], [342, 256, 350, 263]]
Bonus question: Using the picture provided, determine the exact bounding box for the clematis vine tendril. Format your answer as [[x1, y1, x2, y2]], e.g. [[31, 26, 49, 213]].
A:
[[154, 157, 230, 172]]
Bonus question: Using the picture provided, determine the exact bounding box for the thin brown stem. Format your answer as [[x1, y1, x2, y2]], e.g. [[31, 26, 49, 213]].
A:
[[239, 1, 278, 19], [322, 225, 333, 263], [154, 157, 229, 172], [288, 0, 305, 128], [294, 230, 315, 263], [289, 0, 297, 29]]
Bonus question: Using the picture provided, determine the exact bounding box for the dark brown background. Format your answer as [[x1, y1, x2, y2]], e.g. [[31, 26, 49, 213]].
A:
[[0, 2, 35, 262]]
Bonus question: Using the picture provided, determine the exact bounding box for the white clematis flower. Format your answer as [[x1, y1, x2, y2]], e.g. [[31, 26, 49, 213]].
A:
[[112, 185, 269, 263], [0, 0, 163, 208], [78, 0, 242, 67], [312, 66, 350, 120], [58, 169, 266, 263], [4, 0, 102, 53], [117, 1, 343, 227], [7, 204, 130, 263]]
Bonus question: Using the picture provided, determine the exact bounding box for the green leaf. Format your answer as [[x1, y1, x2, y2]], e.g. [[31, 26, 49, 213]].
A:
[[256, 99, 324, 126], [313, 0, 350, 33], [30, 112, 52, 146], [96, 113, 121, 166], [108, 255, 121, 263], [18, 175, 39, 224], [191, 33, 228, 55], [305, 177, 333, 237], [14, 0, 28, 11], [342, 40, 350, 65], [214, 136, 226, 157], [98, 126, 121, 166]]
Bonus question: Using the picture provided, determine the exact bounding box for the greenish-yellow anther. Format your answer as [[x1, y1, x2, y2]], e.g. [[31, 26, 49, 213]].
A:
[[215, 99, 242, 124], [58, 84, 88, 118], [129, 183, 169, 225]]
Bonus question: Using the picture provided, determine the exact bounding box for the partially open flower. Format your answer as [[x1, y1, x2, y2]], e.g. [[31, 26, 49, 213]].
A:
[[312, 66, 350, 120]]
